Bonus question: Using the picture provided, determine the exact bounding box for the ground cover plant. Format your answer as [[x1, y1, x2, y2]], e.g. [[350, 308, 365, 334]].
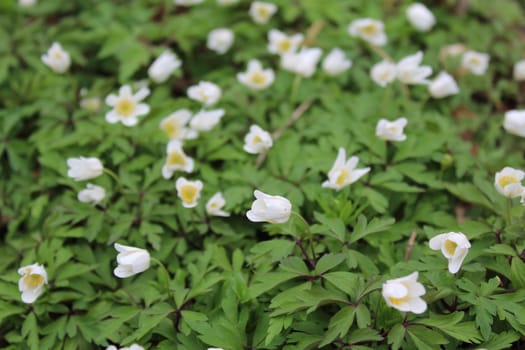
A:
[[1, 0, 525, 349]]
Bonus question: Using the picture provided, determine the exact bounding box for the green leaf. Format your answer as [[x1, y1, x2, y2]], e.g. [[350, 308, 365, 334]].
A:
[[387, 323, 406, 350], [319, 306, 356, 347], [314, 253, 346, 274], [510, 257, 525, 288], [349, 215, 395, 243], [418, 312, 482, 343]]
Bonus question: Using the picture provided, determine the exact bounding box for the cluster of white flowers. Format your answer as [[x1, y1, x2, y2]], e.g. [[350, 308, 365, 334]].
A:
[[67, 157, 106, 205]]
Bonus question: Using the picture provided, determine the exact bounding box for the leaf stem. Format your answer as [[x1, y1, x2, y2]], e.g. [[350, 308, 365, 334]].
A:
[[150, 257, 174, 304], [103, 168, 121, 184]]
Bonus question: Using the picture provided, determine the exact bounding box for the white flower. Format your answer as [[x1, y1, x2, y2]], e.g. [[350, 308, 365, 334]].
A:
[[249, 1, 277, 24], [281, 47, 323, 78], [217, 0, 238, 5], [19, 0, 37, 7], [322, 48, 352, 76], [207, 28, 235, 54], [176, 177, 203, 208], [80, 96, 101, 111], [376, 117, 408, 142], [514, 60, 525, 81], [237, 59, 275, 90], [246, 190, 291, 224], [187, 81, 222, 106], [243, 125, 273, 154], [189, 109, 225, 132], [322, 148, 370, 190], [428, 71, 459, 98], [106, 346, 118, 350], [396, 51, 433, 85], [121, 344, 145, 350], [382, 272, 427, 314], [406, 3, 436, 32], [348, 18, 387, 46], [370, 60, 397, 87], [162, 140, 194, 179], [41, 42, 71, 73], [160, 109, 198, 140], [429, 232, 471, 273], [18, 263, 47, 304], [494, 167, 525, 198], [105, 85, 150, 127], [148, 51, 182, 83], [77, 183, 105, 205], [504, 110, 525, 137], [67, 157, 104, 181], [113, 243, 150, 278], [206, 192, 230, 217], [174, 0, 203, 5], [208, 348, 225, 350], [461, 51, 489, 76], [267, 29, 304, 56]]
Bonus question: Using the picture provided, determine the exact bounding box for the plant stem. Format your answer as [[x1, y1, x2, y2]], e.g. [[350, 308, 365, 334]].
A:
[[103, 168, 121, 184], [151, 257, 174, 304], [505, 198, 512, 226], [290, 74, 302, 103]]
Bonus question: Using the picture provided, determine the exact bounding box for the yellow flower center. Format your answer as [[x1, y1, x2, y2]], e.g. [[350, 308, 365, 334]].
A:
[[336, 169, 350, 187], [52, 51, 63, 60], [115, 98, 136, 117], [444, 239, 457, 255], [180, 185, 198, 204], [162, 122, 179, 139], [387, 126, 398, 132], [24, 273, 44, 288], [167, 151, 186, 166], [361, 23, 377, 36], [257, 6, 269, 19], [498, 175, 518, 189], [389, 294, 409, 305], [252, 135, 263, 144], [250, 71, 267, 85], [278, 39, 292, 53]]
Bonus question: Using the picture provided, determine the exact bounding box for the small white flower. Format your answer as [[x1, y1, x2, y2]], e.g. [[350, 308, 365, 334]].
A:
[[237, 59, 275, 90], [376, 117, 408, 142], [160, 109, 198, 140], [461, 51, 489, 76], [249, 1, 277, 24], [281, 47, 323, 78], [106, 346, 118, 350], [162, 140, 194, 179], [406, 3, 436, 32], [174, 0, 203, 5], [80, 96, 101, 111], [18, 263, 47, 304], [243, 125, 273, 154], [77, 183, 105, 205], [513, 60, 525, 81], [41, 42, 71, 73], [19, 0, 37, 7], [67, 157, 104, 181], [322, 148, 370, 191], [217, 0, 238, 5], [428, 71, 459, 98], [187, 81, 222, 106], [370, 60, 397, 87], [348, 18, 387, 47], [267, 29, 304, 56], [322, 48, 352, 76], [176, 177, 203, 208], [105, 85, 150, 127], [382, 272, 427, 314], [396, 51, 433, 85], [208, 348, 225, 350], [121, 344, 145, 350], [206, 192, 230, 217], [113, 243, 150, 278], [494, 167, 525, 198], [207, 28, 235, 54], [148, 51, 182, 83], [189, 109, 225, 132], [429, 232, 471, 273], [503, 110, 525, 138], [246, 190, 291, 224]]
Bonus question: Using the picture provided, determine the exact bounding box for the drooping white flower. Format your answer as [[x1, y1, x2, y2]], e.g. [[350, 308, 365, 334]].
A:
[[429, 232, 471, 273], [370, 60, 397, 87], [41, 42, 71, 73], [19, 0, 37, 6], [189, 109, 225, 132], [249, 1, 277, 24], [281, 47, 323, 78], [428, 71, 459, 98], [406, 3, 436, 32], [175, 177, 203, 208], [162, 140, 194, 179], [382, 272, 427, 314], [376, 117, 408, 142], [160, 109, 198, 140], [105, 85, 150, 127], [174, 0, 203, 5], [322, 48, 352, 76], [494, 167, 525, 198], [148, 51, 182, 83], [243, 125, 273, 154], [461, 51, 490, 76], [503, 110, 525, 138], [18, 263, 47, 304], [322, 148, 370, 191], [348, 18, 387, 46], [67, 157, 104, 181], [267, 29, 304, 56], [246, 190, 291, 224], [513, 60, 525, 81], [206, 192, 230, 217], [237, 59, 275, 90], [207, 28, 235, 54], [113, 243, 150, 278], [77, 183, 106, 205], [187, 81, 222, 106], [396, 51, 433, 85]]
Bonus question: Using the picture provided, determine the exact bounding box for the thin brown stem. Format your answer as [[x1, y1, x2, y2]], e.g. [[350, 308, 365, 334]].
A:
[[404, 229, 418, 261], [296, 238, 316, 269]]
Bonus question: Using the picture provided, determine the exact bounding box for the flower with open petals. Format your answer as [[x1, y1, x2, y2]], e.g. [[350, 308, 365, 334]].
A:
[[429, 232, 471, 273], [148, 51, 182, 83], [428, 71, 459, 98], [461, 51, 489, 76], [494, 167, 525, 198], [78, 183, 105, 205], [160, 109, 197, 140], [187, 81, 222, 106], [267, 29, 304, 56], [18, 263, 47, 303], [376, 117, 408, 142], [206, 192, 230, 217], [249, 1, 277, 24], [281, 47, 323, 78], [243, 125, 273, 154], [406, 3, 436, 32], [503, 110, 525, 138], [396, 51, 432, 85], [322, 148, 370, 190], [382, 272, 427, 314], [370, 60, 397, 87], [176, 177, 203, 208], [41, 42, 71, 73], [162, 140, 194, 179], [513, 60, 525, 81], [67, 157, 103, 181], [113, 243, 150, 278], [246, 190, 291, 224], [189, 109, 225, 132], [237, 59, 275, 90], [105, 85, 150, 127], [348, 18, 387, 46], [322, 48, 352, 76], [207, 28, 235, 54]]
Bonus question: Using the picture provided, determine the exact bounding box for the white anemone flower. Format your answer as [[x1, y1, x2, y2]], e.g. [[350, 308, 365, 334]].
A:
[[494, 167, 525, 198], [206, 192, 230, 217], [513, 59, 525, 81], [382, 272, 427, 314], [187, 81, 222, 106], [246, 190, 291, 224], [105, 85, 150, 127], [322, 148, 370, 190], [67, 157, 104, 181], [281, 47, 323, 78], [396, 51, 433, 85], [348, 18, 387, 46], [249, 1, 277, 24], [176, 177, 203, 208], [207, 28, 235, 54], [406, 3, 436, 32], [267, 29, 304, 56], [429, 232, 471, 273], [18, 263, 48, 304], [428, 71, 459, 98], [77, 183, 106, 205], [160, 109, 198, 140], [322, 48, 352, 76], [461, 51, 490, 76], [189, 109, 225, 132], [41, 42, 71, 73], [243, 125, 273, 154], [148, 51, 182, 83], [375, 117, 408, 142], [237, 59, 275, 90], [162, 140, 194, 179], [370, 60, 397, 87], [113, 243, 150, 278], [503, 110, 525, 138]]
